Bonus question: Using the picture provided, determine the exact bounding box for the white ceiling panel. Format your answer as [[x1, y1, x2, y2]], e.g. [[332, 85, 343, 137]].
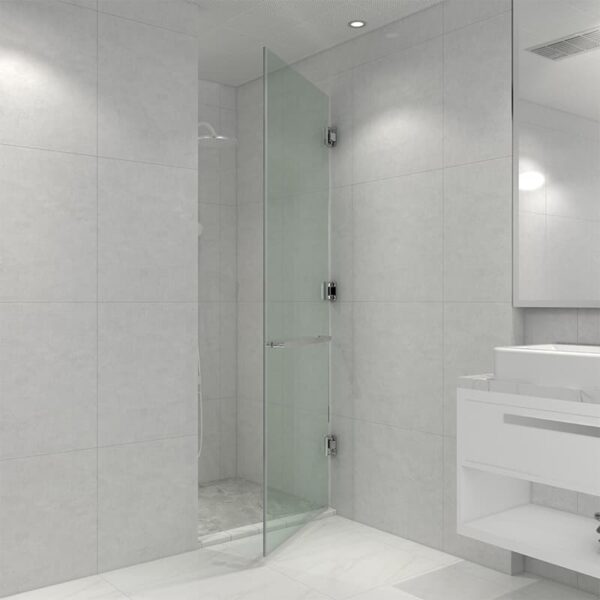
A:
[[192, 0, 441, 85], [95, 0, 442, 86]]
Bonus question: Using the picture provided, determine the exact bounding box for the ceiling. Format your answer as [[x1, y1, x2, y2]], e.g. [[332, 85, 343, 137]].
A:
[[517, 0, 600, 122], [190, 0, 439, 85]]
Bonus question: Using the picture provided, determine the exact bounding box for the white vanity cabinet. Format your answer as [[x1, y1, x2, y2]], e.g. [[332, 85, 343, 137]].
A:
[[457, 386, 600, 578]]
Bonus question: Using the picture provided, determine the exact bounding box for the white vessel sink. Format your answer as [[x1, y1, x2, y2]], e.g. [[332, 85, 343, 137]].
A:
[[494, 344, 600, 390]]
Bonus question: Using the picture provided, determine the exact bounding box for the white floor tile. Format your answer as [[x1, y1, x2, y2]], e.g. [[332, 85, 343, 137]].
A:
[[3, 514, 594, 600], [126, 566, 328, 600], [101, 546, 257, 596], [3, 576, 127, 600], [395, 561, 538, 600], [496, 579, 600, 600], [266, 517, 459, 599], [350, 587, 422, 600]]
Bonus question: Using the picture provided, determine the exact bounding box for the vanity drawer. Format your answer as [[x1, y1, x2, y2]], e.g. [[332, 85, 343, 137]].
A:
[[458, 391, 600, 495]]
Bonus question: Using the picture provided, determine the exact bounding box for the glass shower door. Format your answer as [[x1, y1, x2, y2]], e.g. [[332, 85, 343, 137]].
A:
[[263, 48, 330, 554]]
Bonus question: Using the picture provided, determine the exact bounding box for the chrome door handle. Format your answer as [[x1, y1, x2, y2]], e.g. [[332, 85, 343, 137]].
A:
[[266, 335, 332, 349]]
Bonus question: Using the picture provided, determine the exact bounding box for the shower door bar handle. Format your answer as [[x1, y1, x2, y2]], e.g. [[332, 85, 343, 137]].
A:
[[266, 335, 332, 349]]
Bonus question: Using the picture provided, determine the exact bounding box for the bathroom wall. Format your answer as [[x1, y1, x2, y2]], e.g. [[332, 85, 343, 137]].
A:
[[234, 0, 520, 572], [197, 80, 238, 484], [316, 0, 520, 572], [0, 1, 198, 595]]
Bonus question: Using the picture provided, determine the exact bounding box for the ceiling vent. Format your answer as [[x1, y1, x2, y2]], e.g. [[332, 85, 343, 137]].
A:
[[527, 27, 600, 60]]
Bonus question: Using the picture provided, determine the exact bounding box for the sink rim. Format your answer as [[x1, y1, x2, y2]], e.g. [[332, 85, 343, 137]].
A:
[[495, 344, 600, 357]]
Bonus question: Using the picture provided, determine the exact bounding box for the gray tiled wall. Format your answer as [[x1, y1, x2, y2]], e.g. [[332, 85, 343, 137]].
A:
[[197, 80, 238, 484], [0, 1, 198, 595], [234, 0, 521, 573], [320, 1, 520, 571], [236, 79, 264, 485]]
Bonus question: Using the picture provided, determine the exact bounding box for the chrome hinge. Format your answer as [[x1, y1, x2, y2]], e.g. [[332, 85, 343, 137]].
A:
[[323, 281, 337, 302], [325, 434, 337, 457], [324, 126, 337, 148]]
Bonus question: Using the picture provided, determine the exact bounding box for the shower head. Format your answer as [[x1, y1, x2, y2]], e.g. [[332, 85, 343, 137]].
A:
[[198, 121, 237, 147]]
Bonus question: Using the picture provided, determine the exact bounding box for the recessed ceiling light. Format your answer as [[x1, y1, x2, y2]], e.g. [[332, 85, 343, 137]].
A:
[[348, 20, 366, 28]]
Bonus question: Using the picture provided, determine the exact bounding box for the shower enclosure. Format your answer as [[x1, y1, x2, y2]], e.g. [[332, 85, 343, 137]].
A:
[[263, 48, 332, 553], [197, 47, 333, 554]]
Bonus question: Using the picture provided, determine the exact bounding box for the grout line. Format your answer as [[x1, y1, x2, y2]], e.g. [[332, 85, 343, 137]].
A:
[[0, 299, 516, 305], [99, 574, 133, 599], [0, 434, 198, 464], [443, 8, 512, 36], [441, 0, 448, 550], [95, 5, 100, 575], [329, 412, 446, 439], [96, 7, 199, 42], [0, 141, 196, 172], [329, 155, 512, 192], [0, 300, 199, 304]]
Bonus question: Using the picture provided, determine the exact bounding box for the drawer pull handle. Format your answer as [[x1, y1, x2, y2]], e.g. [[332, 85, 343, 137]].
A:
[[504, 414, 600, 438]]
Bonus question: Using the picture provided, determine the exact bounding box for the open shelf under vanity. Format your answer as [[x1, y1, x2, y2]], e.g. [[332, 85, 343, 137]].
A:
[[457, 388, 600, 579]]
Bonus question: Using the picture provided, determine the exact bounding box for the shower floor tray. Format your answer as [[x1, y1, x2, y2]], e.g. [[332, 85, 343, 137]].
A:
[[198, 477, 335, 547]]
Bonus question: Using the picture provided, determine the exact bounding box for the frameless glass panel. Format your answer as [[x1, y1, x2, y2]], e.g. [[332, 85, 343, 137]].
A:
[[263, 48, 330, 554]]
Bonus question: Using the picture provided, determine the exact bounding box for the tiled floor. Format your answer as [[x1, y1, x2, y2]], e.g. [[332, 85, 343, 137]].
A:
[[198, 478, 263, 536], [198, 477, 320, 538], [5, 517, 598, 600]]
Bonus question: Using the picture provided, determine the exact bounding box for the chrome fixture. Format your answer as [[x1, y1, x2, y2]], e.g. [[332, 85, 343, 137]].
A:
[[266, 335, 332, 349], [324, 434, 337, 457], [324, 126, 337, 148], [323, 281, 337, 302], [198, 121, 237, 147]]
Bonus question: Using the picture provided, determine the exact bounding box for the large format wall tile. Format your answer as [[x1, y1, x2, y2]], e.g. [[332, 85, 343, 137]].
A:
[[443, 0, 510, 33], [330, 186, 353, 301], [98, 436, 197, 572], [443, 302, 520, 437], [198, 203, 220, 303], [352, 302, 444, 435], [353, 420, 444, 549], [220, 302, 238, 399], [353, 171, 443, 302], [0, 0, 97, 154], [444, 12, 512, 166], [353, 37, 443, 183], [198, 397, 236, 483], [237, 202, 263, 303], [98, 303, 197, 446], [236, 396, 263, 484], [0, 450, 98, 597], [0, 303, 97, 459], [98, 159, 197, 302], [0, 146, 97, 302], [444, 158, 512, 302], [330, 302, 353, 420], [198, 302, 220, 401], [237, 302, 263, 403], [98, 13, 197, 167]]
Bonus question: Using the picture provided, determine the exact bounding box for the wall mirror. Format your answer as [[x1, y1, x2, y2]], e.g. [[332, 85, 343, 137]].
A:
[[514, 0, 600, 307]]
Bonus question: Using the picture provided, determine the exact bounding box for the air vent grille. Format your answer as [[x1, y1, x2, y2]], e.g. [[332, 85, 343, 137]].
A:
[[528, 27, 600, 60]]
